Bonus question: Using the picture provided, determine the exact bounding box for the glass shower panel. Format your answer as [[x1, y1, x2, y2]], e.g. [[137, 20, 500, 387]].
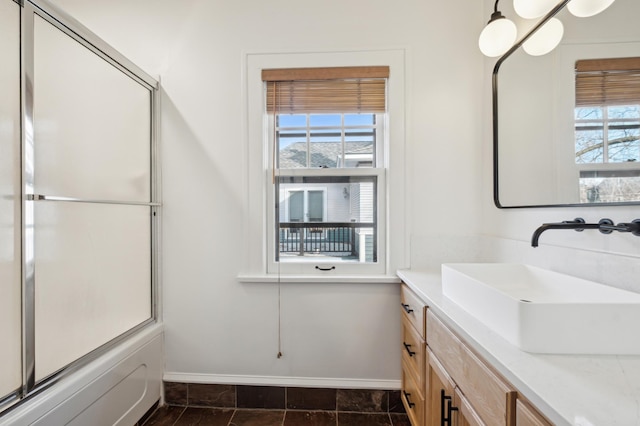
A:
[[0, 0, 23, 399], [33, 16, 151, 203], [34, 202, 151, 381]]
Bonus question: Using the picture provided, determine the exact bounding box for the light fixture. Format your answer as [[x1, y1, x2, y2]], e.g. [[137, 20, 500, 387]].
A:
[[567, 0, 616, 17], [523, 17, 564, 56], [513, 0, 559, 19], [478, 0, 518, 57]]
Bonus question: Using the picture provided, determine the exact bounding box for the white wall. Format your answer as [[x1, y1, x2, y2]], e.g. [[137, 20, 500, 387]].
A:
[[48, 0, 486, 387]]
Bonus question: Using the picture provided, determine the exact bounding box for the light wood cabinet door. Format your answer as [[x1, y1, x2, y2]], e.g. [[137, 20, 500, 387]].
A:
[[516, 399, 553, 426], [427, 348, 456, 426], [428, 349, 487, 426]]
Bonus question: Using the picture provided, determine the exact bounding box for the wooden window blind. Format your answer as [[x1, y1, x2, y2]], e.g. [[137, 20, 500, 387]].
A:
[[262, 66, 389, 113], [575, 57, 640, 107]]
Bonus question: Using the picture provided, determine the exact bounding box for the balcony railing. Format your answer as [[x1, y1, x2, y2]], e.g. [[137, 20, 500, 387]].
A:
[[278, 221, 375, 260]]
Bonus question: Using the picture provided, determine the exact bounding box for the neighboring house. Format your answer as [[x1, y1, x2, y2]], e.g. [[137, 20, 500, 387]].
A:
[[277, 141, 376, 261], [279, 141, 373, 169]]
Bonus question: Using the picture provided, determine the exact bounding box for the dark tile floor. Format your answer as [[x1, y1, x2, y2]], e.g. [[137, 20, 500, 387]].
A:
[[138, 383, 411, 426], [141, 405, 412, 426]]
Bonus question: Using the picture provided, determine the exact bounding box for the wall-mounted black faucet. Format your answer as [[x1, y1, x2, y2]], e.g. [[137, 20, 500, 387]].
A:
[[531, 217, 640, 247], [531, 218, 600, 247]]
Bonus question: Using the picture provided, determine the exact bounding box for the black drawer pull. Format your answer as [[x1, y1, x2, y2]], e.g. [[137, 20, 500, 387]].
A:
[[401, 303, 414, 314], [403, 342, 416, 357], [403, 391, 415, 408], [440, 389, 458, 426]]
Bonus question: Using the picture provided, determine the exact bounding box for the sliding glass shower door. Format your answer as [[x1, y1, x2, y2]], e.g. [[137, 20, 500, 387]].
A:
[[0, 0, 22, 403], [1, 0, 159, 412], [32, 15, 154, 381]]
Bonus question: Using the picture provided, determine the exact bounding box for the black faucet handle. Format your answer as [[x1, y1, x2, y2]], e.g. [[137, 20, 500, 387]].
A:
[[618, 220, 640, 236], [561, 217, 585, 231], [599, 219, 640, 236], [598, 218, 614, 234], [563, 218, 585, 224]]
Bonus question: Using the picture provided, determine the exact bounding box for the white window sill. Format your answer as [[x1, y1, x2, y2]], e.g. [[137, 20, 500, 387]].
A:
[[237, 274, 401, 284]]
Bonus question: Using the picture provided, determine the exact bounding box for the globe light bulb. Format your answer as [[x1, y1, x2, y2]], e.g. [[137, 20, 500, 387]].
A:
[[479, 16, 518, 57], [567, 0, 616, 17], [513, 0, 559, 19], [523, 18, 564, 56]]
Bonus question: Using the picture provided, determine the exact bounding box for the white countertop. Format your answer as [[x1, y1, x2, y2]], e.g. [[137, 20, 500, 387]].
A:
[[397, 269, 640, 426]]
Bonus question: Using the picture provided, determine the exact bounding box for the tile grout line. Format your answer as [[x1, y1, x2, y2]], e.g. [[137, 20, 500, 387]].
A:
[[170, 406, 186, 426]]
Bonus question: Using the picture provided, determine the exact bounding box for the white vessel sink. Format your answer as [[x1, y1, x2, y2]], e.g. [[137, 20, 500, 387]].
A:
[[441, 263, 640, 354]]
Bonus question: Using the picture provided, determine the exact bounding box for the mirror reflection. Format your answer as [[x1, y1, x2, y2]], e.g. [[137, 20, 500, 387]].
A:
[[495, 0, 640, 207]]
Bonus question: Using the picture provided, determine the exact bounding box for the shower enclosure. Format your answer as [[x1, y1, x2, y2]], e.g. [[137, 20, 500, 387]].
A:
[[1, 0, 159, 416]]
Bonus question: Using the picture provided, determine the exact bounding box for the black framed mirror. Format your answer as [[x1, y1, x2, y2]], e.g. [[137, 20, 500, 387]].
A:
[[493, 0, 640, 208]]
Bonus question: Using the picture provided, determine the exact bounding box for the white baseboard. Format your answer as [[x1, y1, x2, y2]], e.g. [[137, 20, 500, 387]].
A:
[[163, 372, 401, 390]]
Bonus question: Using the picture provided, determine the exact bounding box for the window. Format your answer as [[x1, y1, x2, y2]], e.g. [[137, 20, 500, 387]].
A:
[[263, 66, 388, 274], [574, 57, 640, 202]]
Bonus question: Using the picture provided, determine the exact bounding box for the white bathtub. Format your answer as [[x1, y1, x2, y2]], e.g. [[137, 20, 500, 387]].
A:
[[0, 324, 163, 426]]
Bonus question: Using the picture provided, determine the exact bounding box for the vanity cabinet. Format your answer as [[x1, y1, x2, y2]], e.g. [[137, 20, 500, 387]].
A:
[[401, 283, 553, 426], [400, 285, 427, 425]]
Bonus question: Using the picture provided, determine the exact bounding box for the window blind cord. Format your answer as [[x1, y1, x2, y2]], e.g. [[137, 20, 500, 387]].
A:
[[277, 280, 282, 359], [274, 81, 283, 359]]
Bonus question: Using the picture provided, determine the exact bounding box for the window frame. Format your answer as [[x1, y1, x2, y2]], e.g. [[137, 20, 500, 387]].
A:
[[267, 122, 387, 274], [242, 49, 407, 281]]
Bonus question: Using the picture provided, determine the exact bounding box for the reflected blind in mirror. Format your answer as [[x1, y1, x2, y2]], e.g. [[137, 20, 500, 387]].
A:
[[575, 57, 640, 107]]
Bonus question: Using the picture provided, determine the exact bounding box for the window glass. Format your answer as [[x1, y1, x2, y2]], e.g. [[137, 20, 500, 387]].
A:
[[310, 114, 341, 127], [575, 105, 640, 164], [277, 113, 377, 169], [277, 176, 377, 262], [575, 104, 640, 202], [579, 171, 640, 203], [278, 114, 306, 127], [607, 105, 640, 163], [345, 114, 375, 126]]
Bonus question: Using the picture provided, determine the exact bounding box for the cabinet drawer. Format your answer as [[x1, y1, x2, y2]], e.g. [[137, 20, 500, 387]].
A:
[[402, 361, 425, 426], [402, 314, 426, 386], [516, 399, 553, 426], [401, 284, 427, 339], [427, 310, 516, 426]]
